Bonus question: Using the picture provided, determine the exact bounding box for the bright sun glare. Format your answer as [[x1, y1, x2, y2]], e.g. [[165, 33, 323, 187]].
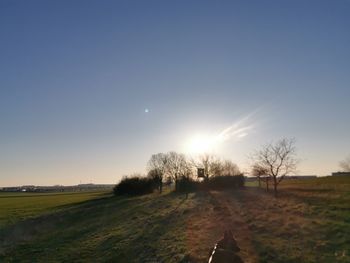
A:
[[185, 122, 253, 154], [186, 134, 218, 154]]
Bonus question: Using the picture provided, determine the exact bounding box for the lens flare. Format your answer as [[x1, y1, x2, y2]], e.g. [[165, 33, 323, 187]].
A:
[[186, 134, 217, 154]]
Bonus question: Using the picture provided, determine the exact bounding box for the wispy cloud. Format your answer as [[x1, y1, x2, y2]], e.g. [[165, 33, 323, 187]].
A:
[[215, 110, 259, 143], [185, 109, 261, 154]]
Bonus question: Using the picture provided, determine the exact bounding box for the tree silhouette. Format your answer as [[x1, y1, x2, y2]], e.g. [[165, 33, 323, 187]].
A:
[[194, 154, 220, 180], [251, 163, 269, 190], [252, 138, 298, 197], [340, 156, 350, 172], [166, 151, 191, 191], [221, 160, 241, 176], [147, 153, 168, 193]]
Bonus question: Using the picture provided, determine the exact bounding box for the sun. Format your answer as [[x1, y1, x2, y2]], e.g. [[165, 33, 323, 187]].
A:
[[185, 134, 217, 154]]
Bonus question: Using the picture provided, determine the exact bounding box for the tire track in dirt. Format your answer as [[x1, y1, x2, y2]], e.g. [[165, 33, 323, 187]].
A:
[[205, 191, 258, 263]]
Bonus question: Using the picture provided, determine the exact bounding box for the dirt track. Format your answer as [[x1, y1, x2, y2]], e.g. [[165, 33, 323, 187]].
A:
[[208, 191, 258, 263], [186, 190, 259, 263]]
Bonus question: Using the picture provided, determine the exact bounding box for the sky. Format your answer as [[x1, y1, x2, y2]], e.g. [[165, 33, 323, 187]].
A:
[[1, 0, 349, 186]]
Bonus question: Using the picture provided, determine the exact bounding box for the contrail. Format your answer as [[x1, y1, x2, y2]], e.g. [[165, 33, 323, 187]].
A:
[[185, 108, 262, 154], [215, 109, 260, 143]]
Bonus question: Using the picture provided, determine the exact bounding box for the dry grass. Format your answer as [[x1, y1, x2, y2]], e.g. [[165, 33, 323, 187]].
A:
[[239, 177, 350, 263], [185, 191, 258, 263], [185, 176, 350, 262]]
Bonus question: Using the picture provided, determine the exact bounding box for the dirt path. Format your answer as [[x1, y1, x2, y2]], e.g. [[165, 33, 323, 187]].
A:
[[185, 190, 258, 263], [209, 191, 258, 263]]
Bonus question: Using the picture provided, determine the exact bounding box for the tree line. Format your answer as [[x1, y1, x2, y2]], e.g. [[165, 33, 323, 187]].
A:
[[114, 137, 350, 197], [114, 152, 243, 196]]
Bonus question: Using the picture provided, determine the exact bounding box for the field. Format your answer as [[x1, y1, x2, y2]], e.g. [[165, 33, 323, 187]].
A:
[[1, 177, 350, 263], [0, 191, 108, 228]]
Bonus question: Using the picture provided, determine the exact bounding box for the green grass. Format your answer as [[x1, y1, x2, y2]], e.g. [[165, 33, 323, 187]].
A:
[[244, 180, 259, 187], [0, 190, 202, 262], [0, 191, 108, 228], [1, 177, 350, 262], [241, 176, 350, 263]]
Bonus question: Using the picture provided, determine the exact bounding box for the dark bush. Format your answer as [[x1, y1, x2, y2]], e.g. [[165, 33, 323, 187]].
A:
[[176, 176, 199, 193], [174, 175, 244, 193], [113, 176, 157, 196], [206, 175, 245, 190]]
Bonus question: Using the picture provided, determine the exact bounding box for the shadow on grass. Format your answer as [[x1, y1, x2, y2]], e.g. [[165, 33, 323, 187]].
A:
[[0, 190, 196, 262], [97, 194, 193, 262]]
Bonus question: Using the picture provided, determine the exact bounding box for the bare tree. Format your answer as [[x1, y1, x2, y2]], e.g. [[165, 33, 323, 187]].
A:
[[166, 151, 189, 191], [147, 168, 163, 193], [147, 153, 168, 193], [197, 154, 211, 179], [195, 154, 221, 180], [193, 154, 241, 179], [210, 158, 224, 177], [221, 160, 241, 176], [252, 138, 298, 197], [251, 163, 269, 190], [340, 156, 350, 172], [192, 154, 237, 179]]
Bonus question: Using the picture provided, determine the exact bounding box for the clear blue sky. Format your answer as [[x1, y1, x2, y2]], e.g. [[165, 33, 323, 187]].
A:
[[1, 0, 349, 186]]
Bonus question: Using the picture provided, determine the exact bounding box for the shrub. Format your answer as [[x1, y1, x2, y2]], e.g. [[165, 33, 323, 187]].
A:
[[113, 176, 157, 196], [176, 176, 198, 193], [174, 175, 245, 193], [206, 175, 245, 190]]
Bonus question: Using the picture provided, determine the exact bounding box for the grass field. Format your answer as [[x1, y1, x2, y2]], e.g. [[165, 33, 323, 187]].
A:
[[1, 177, 349, 262], [0, 191, 108, 228]]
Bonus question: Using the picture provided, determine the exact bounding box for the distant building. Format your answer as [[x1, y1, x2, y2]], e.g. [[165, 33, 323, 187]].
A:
[[332, 172, 350, 177], [1, 187, 21, 192], [245, 175, 317, 181], [285, 175, 317, 179], [22, 185, 36, 191]]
